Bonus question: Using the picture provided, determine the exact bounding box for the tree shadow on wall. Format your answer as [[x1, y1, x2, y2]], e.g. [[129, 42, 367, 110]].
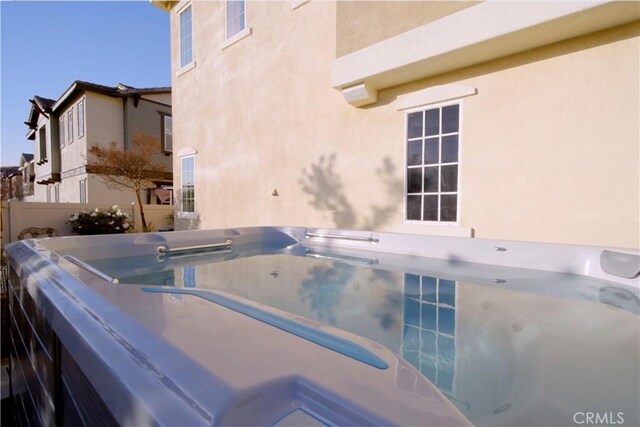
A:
[[299, 154, 403, 230]]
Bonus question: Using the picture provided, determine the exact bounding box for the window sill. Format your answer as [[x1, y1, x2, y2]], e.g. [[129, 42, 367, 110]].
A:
[[177, 211, 199, 221], [222, 27, 252, 50], [291, 0, 309, 10], [176, 61, 196, 78], [393, 223, 473, 238]]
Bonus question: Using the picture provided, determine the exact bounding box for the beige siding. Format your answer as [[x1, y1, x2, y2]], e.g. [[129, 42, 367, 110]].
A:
[[124, 97, 173, 172], [336, 1, 479, 57]]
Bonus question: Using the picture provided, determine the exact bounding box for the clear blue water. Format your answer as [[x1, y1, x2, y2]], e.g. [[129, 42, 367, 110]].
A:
[[88, 244, 640, 427]]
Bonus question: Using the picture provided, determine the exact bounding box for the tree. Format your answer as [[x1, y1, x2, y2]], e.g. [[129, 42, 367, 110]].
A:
[[88, 133, 169, 231]]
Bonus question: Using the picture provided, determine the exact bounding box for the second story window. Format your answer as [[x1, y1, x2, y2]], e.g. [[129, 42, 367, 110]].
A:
[[67, 107, 74, 144], [162, 114, 173, 152], [59, 117, 65, 148], [179, 4, 193, 68], [77, 98, 85, 138], [39, 126, 47, 161], [226, 0, 246, 39], [54, 184, 60, 203]]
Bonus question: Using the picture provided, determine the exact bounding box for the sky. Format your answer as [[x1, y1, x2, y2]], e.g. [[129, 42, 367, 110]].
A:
[[0, 0, 172, 166]]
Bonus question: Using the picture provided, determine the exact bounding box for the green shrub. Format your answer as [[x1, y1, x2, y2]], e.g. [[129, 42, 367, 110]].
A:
[[66, 205, 132, 235]]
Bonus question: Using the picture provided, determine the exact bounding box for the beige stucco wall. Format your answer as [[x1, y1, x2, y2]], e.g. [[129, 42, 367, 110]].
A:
[[169, 1, 639, 249], [335, 1, 479, 57]]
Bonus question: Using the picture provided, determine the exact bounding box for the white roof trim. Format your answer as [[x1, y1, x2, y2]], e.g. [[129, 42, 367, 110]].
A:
[[332, 1, 639, 107]]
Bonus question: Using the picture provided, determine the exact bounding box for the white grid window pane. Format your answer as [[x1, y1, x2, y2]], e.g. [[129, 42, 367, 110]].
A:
[[226, 0, 245, 39], [78, 99, 85, 138], [164, 116, 173, 152], [405, 104, 460, 222], [179, 6, 193, 68], [181, 156, 195, 213]]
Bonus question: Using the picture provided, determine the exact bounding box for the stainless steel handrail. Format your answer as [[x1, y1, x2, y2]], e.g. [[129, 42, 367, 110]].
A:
[[305, 250, 379, 266], [156, 239, 233, 255], [64, 255, 119, 283], [304, 231, 379, 244]]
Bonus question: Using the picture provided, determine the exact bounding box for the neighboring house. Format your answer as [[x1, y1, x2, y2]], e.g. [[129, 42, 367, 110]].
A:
[[0, 166, 21, 201], [24, 81, 173, 204], [153, 1, 639, 249], [18, 153, 35, 201]]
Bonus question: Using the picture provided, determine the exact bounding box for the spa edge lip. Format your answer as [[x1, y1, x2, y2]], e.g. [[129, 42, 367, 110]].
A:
[[5, 226, 639, 427]]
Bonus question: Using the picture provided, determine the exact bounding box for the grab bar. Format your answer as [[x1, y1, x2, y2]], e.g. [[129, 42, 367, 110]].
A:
[[156, 239, 233, 255], [304, 231, 379, 244], [64, 255, 119, 283], [305, 250, 379, 266]]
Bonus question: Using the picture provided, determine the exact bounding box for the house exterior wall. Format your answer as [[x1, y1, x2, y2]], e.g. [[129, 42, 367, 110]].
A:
[[168, 1, 639, 249], [335, 1, 479, 57], [123, 97, 173, 172], [28, 89, 172, 204]]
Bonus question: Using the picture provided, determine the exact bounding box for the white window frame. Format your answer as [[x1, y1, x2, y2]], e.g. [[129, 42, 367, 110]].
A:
[[162, 114, 173, 152], [77, 98, 85, 138], [404, 101, 462, 225], [54, 184, 60, 203], [222, 0, 251, 49], [46, 185, 51, 203], [39, 126, 47, 161], [178, 3, 194, 70], [79, 179, 87, 203], [67, 108, 74, 144], [180, 155, 196, 214], [59, 116, 65, 149]]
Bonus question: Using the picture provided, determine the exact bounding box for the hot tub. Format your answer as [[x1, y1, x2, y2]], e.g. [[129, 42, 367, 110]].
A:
[[5, 226, 639, 426]]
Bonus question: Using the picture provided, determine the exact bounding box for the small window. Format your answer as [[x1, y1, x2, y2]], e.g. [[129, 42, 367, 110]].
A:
[[79, 179, 87, 203], [183, 266, 197, 288], [39, 126, 47, 161], [226, 0, 246, 39], [77, 98, 85, 138], [54, 184, 60, 203], [179, 5, 193, 68], [162, 114, 173, 152], [181, 156, 195, 213], [46, 185, 51, 203], [405, 103, 461, 223], [67, 108, 74, 144], [59, 117, 65, 148]]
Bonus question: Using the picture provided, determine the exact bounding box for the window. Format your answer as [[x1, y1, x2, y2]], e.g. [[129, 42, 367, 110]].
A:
[[402, 274, 456, 393], [406, 103, 460, 222], [77, 98, 85, 138], [54, 184, 60, 203], [181, 156, 195, 213], [67, 108, 74, 144], [161, 114, 173, 152], [46, 185, 51, 203], [59, 117, 65, 148], [226, 0, 246, 39], [179, 5, 193, 68], [182, 266, 197, 288], [79, 179, 87, 203], [39, 126, 47, 161]]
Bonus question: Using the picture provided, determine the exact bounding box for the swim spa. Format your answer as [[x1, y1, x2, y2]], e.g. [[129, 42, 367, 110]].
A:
[[5, 226, 639, 426]]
